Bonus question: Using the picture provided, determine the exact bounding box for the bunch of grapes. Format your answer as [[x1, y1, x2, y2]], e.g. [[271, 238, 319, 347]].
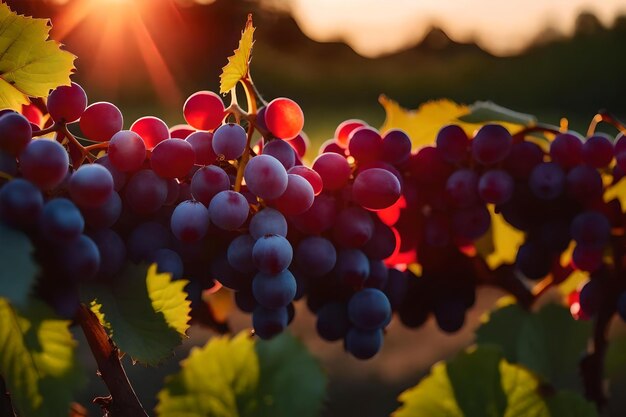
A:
[[1, 77, 625, 360]]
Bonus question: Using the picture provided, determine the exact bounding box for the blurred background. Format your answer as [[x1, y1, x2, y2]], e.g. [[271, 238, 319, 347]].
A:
[[5, 0, 626, 416]]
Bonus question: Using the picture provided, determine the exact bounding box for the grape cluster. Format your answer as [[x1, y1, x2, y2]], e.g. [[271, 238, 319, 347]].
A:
[[1, 78, 625, 360]]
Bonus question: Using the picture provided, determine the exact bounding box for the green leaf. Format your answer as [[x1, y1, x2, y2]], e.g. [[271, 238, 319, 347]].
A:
[[476, 303, 591, 392], [156, 331, 260, 417], [393, 347, 549, 417], [156, 331, 327, 417], [255, 332, 326, 417], [545, 391, 598, 417], [0, 298, 83, 417], [0, 3, 75, 110], [0, 223, 38, 306], [458, 101, 536, 126], [83, 263, 191, 365]]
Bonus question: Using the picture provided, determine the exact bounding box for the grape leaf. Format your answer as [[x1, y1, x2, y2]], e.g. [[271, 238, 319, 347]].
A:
[[545, 391, 598, 417], [458, 101, 536, 125], [220, 14, 255, 94], [0, 3, 75, 110], [475, 205, 525, 269], [393, 347, 549, 417], [84, 263, 191, 365], [0, 298, 83, 417], [476, 303, 591, 392], [156, 331, 327, 417], [0, 223, 38, 306], [379, 96, 528, 148], [203, 286, 234, 323], [604, 177, 626, 208], [255, 332, 326, 417]]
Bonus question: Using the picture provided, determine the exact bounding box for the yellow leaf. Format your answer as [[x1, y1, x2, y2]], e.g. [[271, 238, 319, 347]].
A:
[[146, 264, 190, 339], [0, 3, 75, 110], [219, 14, 255, 94], [203, 286, 234, 323], [379, 96, 527, 148], [476, 205, 526, 269], [604, 177, 626, 208]]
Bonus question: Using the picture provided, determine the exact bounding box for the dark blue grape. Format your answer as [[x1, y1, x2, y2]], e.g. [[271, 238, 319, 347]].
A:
[[81, 191, 122, 229], [252, 234, 293, 274], [252, 270, 297, 309], [253, 306, 288, 339], [40, 198, 84, 242], [227, 234, 256, 274], [471, 124, 512, 165], [348, 288, 391, 330], [88, 228, 126, 279], [345, 327, 383, 359], [436, 124, 469, 163], [170, 200, 210, 243], [249, 207, 287, 240], [126, 222, 171, 262], [434, 299, 465, 333], [0, 178, 43, 230], [316, 302, 350, 341], [334, 249, 370, 287], [149, 248, 184, 279], [529, 162, 565, 200], [295, 236, 336, 277]]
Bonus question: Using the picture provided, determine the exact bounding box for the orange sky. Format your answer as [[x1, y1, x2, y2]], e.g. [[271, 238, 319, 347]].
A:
[[264, 0, 626, 56]]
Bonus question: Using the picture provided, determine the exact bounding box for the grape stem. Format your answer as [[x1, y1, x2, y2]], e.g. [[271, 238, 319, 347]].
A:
[[511, 123, 561, 143], [0, 374, 17, 417], [233, 76, 259, 192], [587, 111, 626, 136], [30, 124, 58, 137], [76, 304, 150, 417]]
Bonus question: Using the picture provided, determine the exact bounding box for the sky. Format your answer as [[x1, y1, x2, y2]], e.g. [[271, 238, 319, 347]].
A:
[[263, 0, 626, 56]]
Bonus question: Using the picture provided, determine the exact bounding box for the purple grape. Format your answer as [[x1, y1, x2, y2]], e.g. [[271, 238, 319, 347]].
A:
[[570, 211, 610, 249], [312, 153, 351, 191], [566, 165, 603, 203], [434, 299, 466, 333], [252, 270, 297, 309], [191, 165, 231, 206], [348, 127, 383, 164], [366, 260, 389, 289], [88, 228, 126, 279], [267, 173, 314, 216], [171, 200, 210, 242], [208, 190, 249, 230], [47, 82, 87, 123], [252, 234, 293, 274], [572, 245, 603, 272], [57, 234, 101, 281], [95, 155, 126, 191], [529, 162, 565, 200], [334, 249, 370, 287], [185, 131, 216, 165], [212, 123, 247, 160], [80, 191, 122, 229], [362, 220, 396, 260], [451, 205, 491, 241], [244, 154, 288, 200], [0, 178, 43, 229], [108, 130, 146, 172], [550, 133, 583, 169], [262, 139, 296, 170], [478, 169, 514, 204], [69, 164, 114, 209], [617, 291, 626, 322], [40, 198, 84, 242], [436, 124, 469, 163], [227, 234, 256, 273], [249, 208, 287, 240], [445, 169, 479, 208], [348, 288, 391, 330], [295, 236, 337, 277], [148, 248, 184, 279], [332, 206, 374, 248], [316, 302, 350, 342], [151, 139, 195, 179], [382, 129, 412, 165], [503, 141, 544, 179], [471, 124, 512, 165], [19, 139, 69, 191], [126, 222, 171, 262], [352, 168, 401, 210], [583, 134, 614, 168], [290, 193, 337, 235], [253, 306, 288, 340], [345, 327, 383, 359], [124, 169, 168, 215], [0, 112, 32, 156]]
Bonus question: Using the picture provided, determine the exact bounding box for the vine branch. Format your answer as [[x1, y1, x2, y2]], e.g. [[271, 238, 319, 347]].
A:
[[76, 304, 149, 417]]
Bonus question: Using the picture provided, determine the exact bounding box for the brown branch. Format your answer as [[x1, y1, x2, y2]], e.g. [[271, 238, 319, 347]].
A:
[[0, 374, 16, 417], [76, 304, 150, 417]]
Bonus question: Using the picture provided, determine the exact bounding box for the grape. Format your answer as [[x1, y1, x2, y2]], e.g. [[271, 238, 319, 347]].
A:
[[382, 129, 411, 165], [332, 206, 374, 248], [148, 248, 184, 279], [19, 139, 69, 190], [287, 166, 323, 195], [383, 268, 408, 309], [235, 289, 257, 313], [0, 179, 43, 229], [264, 98, 304, 140], [617, 292, 626, 322], [424, 212, 451, 247], [334, 249, 370, 287], [316, 302, 350, 341], [208, 190, 249, 230], [445, 169, 479, 208], [348, 288, 391, 330], [253, 306, 288, 339], [94, 155, 126, 191], [252, 234, 293, 274], [579, 278, 603, 316], [535, 219, 571, 252], [550, 133, 583, 169], [335, 119, 366, 147], [210, 253, 251, 290], [366, 260, 389, 289], [255, 106, 269, 133], [80, 102, 123, 142], [170, 200, 210, 242], [451, 204, 491, 241], [57, 234, 100, 281], [169, 124, 195, 139], [252, 270, 297, 309], [408, 146, 453, 186], [345, 327, 383, 360], [295, 236, 337, 277], [183, 91, 225, 131], [212, 123, 247, 160], [503, 141, 544, 180], [516, 241, 553, 279], [582, 134, 613, 168], [108, 130, 146, 172], [565, 165, 603, 203], [348, 127, 383, 164], [130, 116, 170, 150], [267, 174, 314, 216], [69, 164, 114, 208], [190, 165, 231, 206], [126, 222, 171, 262], [124, 169, 168, 215], [352, 168, 401, 210], [88, 228, 126, 279], [227, 234, 256, 273], [262, 139, 296, 170], [244, 154, 288, 200], [436, 124, 469, 164], [185, 131, 216, 165], [164, 179, 180, 206], [572, 245, 603, 272], [47, 82, 87, 123], [471, 124, 513, 165], [529, 162, 565, 200], [151, 139, 195, 179], [434, 299, 465, 333], [617, 133, 626, 155], [0, 112, 32, 156], [312, 153, 351, 191], [363, 220, 397, 260], [80, 191, 122, 229], [319, 139, 347, 156], [287, 132, 309, 158], [290, 194, 336, 235], [570, 211, 610, 248], [40, 198, 84, 242], [249, 208, 288, 240], [478, 169, 514, 204], [0, 150, 17, 177]]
